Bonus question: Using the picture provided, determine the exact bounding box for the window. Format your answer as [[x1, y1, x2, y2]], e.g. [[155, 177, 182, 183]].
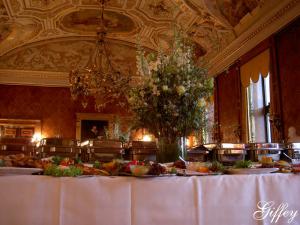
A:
[[246, 73, 271, 142]]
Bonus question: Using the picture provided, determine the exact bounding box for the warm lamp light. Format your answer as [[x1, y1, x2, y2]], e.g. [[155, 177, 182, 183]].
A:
[[142, 135, 152, 142], [186, 138, 190, 147], [31, 133, 42, 143]]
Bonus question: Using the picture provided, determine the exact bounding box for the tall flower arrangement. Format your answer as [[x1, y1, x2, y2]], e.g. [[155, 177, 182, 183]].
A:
[[128, 31, 213, 146]]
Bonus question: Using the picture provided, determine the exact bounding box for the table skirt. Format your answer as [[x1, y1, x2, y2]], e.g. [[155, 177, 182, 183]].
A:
[[0, 174, 299, 225]]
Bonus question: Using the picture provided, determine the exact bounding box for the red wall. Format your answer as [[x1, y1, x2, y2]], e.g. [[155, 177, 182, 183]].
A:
[[0, 85, 127, 138], [215, 16, 300, 142], [216, 64, 241, 142], [276, 17, 300, 139]]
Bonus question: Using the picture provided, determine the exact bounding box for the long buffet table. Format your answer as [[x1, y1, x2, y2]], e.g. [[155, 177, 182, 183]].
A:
[[0, 174, 299, 225]]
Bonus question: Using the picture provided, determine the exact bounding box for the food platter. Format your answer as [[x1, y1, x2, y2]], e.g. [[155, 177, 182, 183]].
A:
[[225, 168, 279, 175], [176, 169, 222, 176], [0, 167, 43, 176]]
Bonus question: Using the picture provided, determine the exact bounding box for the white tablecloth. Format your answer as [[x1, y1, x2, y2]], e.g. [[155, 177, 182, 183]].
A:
[[0, 174, 299, 225]]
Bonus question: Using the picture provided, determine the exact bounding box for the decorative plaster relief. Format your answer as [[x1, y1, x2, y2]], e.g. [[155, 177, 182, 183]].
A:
[[60, 9, 136, 34], [0, 17, 11, 43], [0, 39, 138, 75], [0, 0, 7, 16], [25, 0, 67, 10], [138, 0, 179, 21]]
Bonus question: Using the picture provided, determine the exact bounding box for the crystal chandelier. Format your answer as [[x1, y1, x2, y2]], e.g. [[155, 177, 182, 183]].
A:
[[69, 0, 130, 111]]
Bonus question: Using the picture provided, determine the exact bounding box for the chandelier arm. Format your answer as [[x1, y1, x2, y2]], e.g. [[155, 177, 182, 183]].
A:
[[102, 41, 118, 73], [69, 0, 130, 111]]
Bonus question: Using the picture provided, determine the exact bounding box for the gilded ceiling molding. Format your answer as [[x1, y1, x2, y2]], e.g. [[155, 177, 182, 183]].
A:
[[0, 69, 68, 86], [209, 0, 300, 76], [0, 0, 293, 85], [0, 69, 142, 87]]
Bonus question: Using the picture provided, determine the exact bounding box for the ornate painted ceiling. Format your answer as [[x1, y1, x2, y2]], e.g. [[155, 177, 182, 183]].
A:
[[0, 0, 299, 86]]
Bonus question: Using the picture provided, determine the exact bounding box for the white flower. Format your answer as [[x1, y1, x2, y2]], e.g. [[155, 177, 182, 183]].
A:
[[197, 98, 206, 108], [128, 97, 135, 104], [176, 85, 186, 96], [149, 61, 159, 72], [162, 85, 169, 91], [198, 83, 203, 88], [152, 85, 160, 96]]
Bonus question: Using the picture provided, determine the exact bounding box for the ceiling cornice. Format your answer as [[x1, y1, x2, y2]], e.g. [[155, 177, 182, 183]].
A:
[[208, 0, 300, 76], [0, 69, 141, 87], [0, 69, 68, 87]]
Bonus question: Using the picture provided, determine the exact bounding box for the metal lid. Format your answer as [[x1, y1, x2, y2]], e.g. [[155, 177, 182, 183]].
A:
[[188, 145, 209, 154], [203, 143, 217, 150], [249, 143, 284, 150], [90, 140, 122, 148], [286, 143, 300, 149], [220, 143, 247, 149], [40, 138, 78, 147], [203, 143, 248, 150]]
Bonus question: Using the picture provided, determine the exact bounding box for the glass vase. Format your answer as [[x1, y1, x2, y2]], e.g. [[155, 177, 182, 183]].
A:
[[157, 137, 180, 163]]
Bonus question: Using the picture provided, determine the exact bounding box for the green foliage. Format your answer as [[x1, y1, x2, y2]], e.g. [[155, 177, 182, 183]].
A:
[[93, 160, 101, 169], [210, 161, 225, 172], [52, 156, 62, 165], [44, 165, 83, 177], [129, 30, 213, 142], [234, 160, 252, 169]]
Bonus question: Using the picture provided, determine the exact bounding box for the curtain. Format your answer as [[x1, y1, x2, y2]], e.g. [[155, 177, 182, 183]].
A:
[[240, 49, 270, 87]]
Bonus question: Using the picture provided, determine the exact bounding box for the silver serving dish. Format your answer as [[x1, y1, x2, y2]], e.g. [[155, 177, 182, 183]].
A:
[[187, 145, 210, 162], [248, 143, 283, 162], [40, 138, 78, 147], [37, 138, 80, 158], [129, 141, 157, 161], [204, 143, 248, 165], [81, 139, 124, 162], [0, 137, 35, 156], [285, 143, 300, 159]]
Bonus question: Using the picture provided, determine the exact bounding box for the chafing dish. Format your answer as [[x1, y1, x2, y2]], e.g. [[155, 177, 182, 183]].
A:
[[129, 141, 157, 161], [285, 143, 300, 159], [0, 137, 35, 156], [37, 138, 80, 158], [187, 145, 210, 162], [81, 139, 124, 162], [248, 143, 283, 162], [204, 143, 248, 165]]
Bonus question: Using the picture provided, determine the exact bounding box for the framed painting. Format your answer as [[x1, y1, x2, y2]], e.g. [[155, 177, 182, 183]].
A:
[[76, 113, 132, 141]]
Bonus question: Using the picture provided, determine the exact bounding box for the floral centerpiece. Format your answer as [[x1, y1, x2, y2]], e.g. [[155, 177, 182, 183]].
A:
[[128, 31, 213, 162]]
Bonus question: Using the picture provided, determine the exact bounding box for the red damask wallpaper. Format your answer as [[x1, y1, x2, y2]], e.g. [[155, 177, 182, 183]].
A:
[[0, 85, 128, 139], [216, 64, 241, 142], [276, 17, 300, 140]]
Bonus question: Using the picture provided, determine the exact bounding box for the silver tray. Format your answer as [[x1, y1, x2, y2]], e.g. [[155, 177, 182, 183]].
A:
[[177, 169, 222, 176], [225, 168, 279, 175]]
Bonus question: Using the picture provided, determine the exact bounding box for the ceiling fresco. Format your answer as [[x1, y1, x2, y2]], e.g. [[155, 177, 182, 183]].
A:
[[0, 0, 7, 16], [60, 9, 137, 34], [0, 17, 11, 42], [216, 0, 261, 26], [0, 39, 138, 75], [0, 0, 287, 79]]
